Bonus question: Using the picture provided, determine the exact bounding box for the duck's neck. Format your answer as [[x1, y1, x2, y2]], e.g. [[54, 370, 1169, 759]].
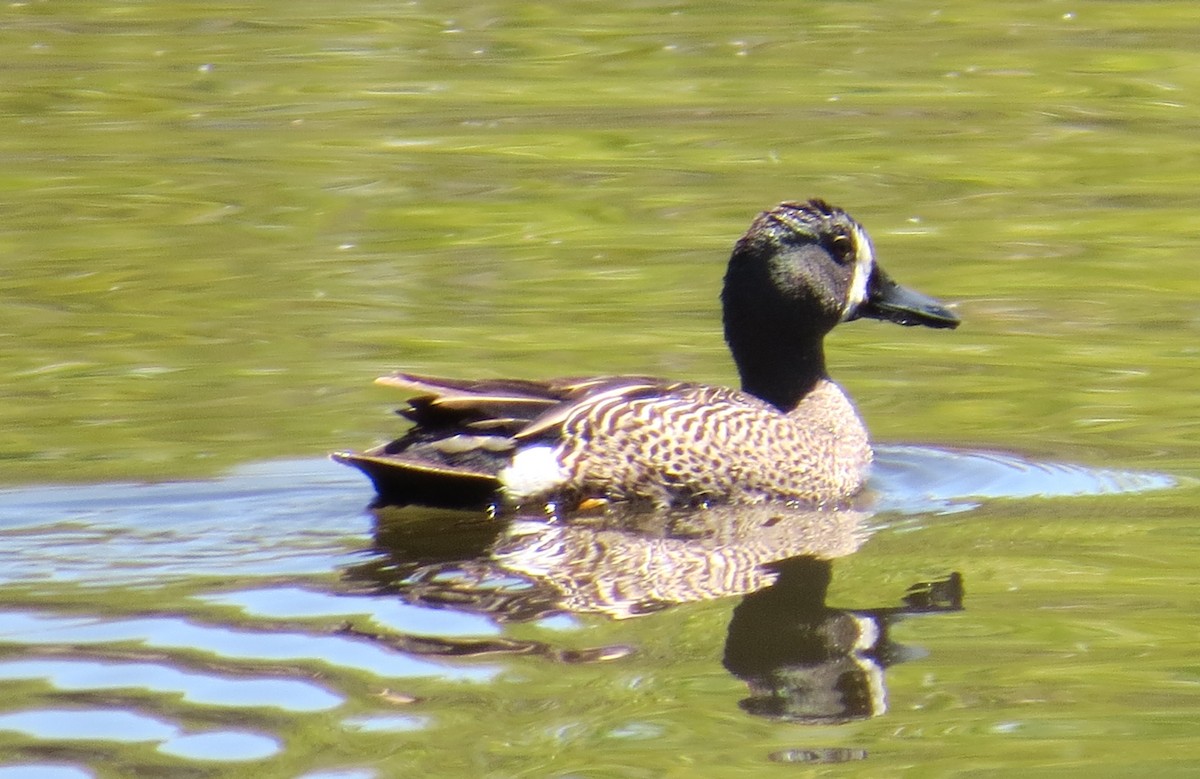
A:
[[731, 336, 827, 412], [722, 239, 839, 413]]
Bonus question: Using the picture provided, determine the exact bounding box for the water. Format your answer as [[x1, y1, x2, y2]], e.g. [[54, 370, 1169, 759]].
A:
[[0, 451, 1182, 776], [2, 0, 1200, 776]]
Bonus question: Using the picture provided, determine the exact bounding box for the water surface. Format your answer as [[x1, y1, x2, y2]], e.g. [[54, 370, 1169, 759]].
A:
[[2, 1, 1199, 776]]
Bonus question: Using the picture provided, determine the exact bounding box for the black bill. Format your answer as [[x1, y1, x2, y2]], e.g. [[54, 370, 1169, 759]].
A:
[[856, 268, 960, 329]]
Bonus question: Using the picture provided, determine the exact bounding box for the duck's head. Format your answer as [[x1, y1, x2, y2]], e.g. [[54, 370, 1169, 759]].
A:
[[722, 200, 959, 409]]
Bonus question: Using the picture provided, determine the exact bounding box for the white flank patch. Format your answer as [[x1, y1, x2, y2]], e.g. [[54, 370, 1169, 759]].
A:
[[499, 445, 568, 502], [840, 224, 875, 321]]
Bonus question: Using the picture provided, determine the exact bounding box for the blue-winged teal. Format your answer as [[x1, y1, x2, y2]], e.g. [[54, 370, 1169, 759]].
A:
[[334, 200, 959, 511]]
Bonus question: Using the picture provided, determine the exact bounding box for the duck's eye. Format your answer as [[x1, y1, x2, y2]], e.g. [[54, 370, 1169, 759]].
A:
[[827, 232, 855, 264]]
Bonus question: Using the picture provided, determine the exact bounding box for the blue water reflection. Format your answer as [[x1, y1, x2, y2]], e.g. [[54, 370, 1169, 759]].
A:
[[0, 658, 342, 711], [200, 586, 500, 637], [0, 708, 280, 762], [157, 730, 281, 762], [0, 766, 92, 779], [0, 611, 498, 682], [0, 460, 370, 585]]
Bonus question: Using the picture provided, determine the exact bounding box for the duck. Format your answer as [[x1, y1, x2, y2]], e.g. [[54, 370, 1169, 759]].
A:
[[333, 199, 959, 512]]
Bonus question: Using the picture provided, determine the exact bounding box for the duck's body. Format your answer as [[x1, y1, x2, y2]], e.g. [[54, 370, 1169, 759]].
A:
[[334, 200, 959, 512], [336, 373, 869, 510]]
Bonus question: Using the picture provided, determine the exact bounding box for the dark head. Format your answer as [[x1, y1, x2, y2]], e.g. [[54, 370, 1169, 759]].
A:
[[722, 200, 959, 411]]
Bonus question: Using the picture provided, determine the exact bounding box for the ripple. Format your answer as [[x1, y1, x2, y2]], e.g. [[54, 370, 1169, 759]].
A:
[[0, 460, 370, 586], [0, 658, 342, 711], [0, 708, 280, 763], [157, 730, 281, 761], [871, 444, 1176, 515], [0, 765, 93, 779], [0, 452, 1177, 591], [0, 611, 499, 682], [199, 586, 499, 637], [0, 708, 178, 743], [342, 713, 430, 732]]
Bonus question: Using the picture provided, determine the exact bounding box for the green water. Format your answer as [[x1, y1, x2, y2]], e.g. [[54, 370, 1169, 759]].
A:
[[2, 1, 1199, 777]]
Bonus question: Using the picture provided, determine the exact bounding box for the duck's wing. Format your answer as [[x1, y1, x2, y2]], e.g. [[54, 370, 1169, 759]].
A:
[[514, 376, 674, 440], [375, 372, 673, 436], [333, 372, 679, 508], [375, 372, 571, 434]]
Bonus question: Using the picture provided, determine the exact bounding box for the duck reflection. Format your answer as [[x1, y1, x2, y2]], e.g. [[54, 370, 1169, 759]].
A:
[[342, 502, 962, 724], [724, 557, 962, 723]]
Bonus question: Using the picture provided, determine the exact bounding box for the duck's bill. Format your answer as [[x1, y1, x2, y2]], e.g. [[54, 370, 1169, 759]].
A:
[[857, 269, 960, 329]]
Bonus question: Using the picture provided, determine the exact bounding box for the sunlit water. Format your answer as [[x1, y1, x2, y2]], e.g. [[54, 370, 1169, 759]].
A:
[[3, 0, 1200, 776], [0, 450, 1177, 775]]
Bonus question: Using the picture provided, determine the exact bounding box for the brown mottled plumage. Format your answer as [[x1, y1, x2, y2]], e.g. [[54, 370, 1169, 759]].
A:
[[551, 381, 869, 506], [333, 200, 959, 512]]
